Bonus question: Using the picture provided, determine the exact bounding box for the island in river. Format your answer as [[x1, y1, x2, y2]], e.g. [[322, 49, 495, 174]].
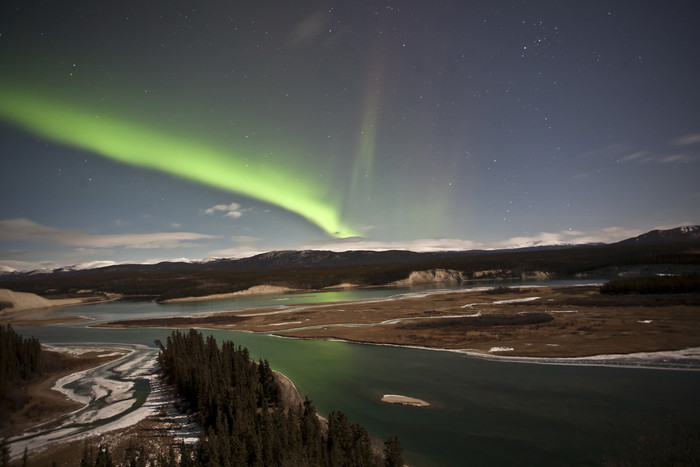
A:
[[97, 285, 700, 359]]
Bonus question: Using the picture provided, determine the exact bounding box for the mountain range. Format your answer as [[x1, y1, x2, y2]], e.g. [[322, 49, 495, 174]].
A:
[[1, 225, 698, 283]]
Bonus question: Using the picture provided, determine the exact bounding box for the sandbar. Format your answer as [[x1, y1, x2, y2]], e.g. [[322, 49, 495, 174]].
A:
[[0, 288, 119, 325], [159, 284, 297, 303], [381, 394, 430, 407]]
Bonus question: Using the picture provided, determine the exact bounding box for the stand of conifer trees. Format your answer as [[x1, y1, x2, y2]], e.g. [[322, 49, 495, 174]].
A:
[[157, 329, 402, 466], [600, 274, 700, 294], [0, 324, 41, 404]]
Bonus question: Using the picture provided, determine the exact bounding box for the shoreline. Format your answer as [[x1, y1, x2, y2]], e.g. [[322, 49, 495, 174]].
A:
[[97, 285, 700, 363], [0, 288, 121, 325], [159, 285, 299, 303], [347, 339, 700, 371], [8, 283, 700, 366], [271, 333, 700, 371]]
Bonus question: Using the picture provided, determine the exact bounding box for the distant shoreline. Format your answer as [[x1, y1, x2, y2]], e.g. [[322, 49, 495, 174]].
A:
[[158, 285, 298, 303], [96, 285, 700, 362], [0, 288, 120, 325]]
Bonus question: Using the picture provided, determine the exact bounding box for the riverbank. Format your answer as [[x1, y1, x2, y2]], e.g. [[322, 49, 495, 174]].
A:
[[159, 284, 298, 303], [0, 289, 120, 325], [0, 346, 130, 440], [99, 285, 700, 359]]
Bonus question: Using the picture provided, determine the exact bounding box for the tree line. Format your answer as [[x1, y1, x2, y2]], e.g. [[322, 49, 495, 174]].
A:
[[600, 274, 700, 295], [155, 329, 403, 466]]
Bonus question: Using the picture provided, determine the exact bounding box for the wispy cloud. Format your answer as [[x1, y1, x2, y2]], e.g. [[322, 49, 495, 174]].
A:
[[231, 235, 262, 245], [203, 203, 247, 218], [287, 10, 328, 47], [620, 151, 648, 163], [206, 246, 266, 259], [619, 132, 699, 165], [296, 226, 646, 253], [0, 218, 219, 249], [658, 154, 697, 164], [673, 133, 700, 146]]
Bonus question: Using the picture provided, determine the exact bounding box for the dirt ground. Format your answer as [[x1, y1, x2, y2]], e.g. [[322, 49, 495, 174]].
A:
[[102, 286, 700, 358]]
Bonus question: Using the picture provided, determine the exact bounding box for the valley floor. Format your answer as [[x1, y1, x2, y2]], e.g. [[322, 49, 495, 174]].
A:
[[100, 285, 700, 358]]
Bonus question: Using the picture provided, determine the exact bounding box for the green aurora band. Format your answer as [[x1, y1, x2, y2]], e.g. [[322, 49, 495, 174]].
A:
[[0, 85, 358, 238]]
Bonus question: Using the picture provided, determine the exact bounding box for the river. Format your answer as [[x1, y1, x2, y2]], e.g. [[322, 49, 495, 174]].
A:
[[13, 281, 700, 466]]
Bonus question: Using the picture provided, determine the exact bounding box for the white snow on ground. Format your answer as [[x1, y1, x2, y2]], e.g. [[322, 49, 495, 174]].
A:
[[264, 321, 303, 326], [460, 302, 490, 308], [545, 310, 579, 313], [492, 297, 540, 304], [43, 345, 130, 357], [489, 347, 515, 353], [638, 320, 653, 324], [9, 344, 198, 459]]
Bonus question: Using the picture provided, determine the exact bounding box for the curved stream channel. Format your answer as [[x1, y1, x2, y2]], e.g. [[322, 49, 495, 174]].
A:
[[9, 344, 160, 456], [12, 282, 700, 466]]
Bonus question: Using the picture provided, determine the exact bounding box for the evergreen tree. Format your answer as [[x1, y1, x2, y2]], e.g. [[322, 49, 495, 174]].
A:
[[0, 324, 42, 402], [384, 435, 404, 467], [158, 330, 400, 466]]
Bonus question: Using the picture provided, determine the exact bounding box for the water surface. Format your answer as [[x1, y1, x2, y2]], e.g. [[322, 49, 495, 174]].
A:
[[17, 282, 700, 465]]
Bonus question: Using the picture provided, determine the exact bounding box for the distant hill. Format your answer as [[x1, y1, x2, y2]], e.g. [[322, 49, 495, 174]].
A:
[[614, 225, 700, 246], [0, 226, 698, 300]]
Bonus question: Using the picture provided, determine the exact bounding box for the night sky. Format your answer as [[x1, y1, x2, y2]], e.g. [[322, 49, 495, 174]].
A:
[[1, 1, 699, 271]]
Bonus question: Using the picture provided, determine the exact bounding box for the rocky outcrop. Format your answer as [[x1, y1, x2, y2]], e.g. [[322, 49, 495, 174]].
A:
[[520, 271, 551, 280], [390, 269, 467, 286], [273, 370, 304, 409], [472, 269, 505, 279]]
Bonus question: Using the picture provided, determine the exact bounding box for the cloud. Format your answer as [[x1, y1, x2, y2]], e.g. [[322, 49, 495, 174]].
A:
[[620, 150, 695, 165], [231, 235, 261, 245], [673, 133, 700, 146], [618, 133, 700, 164], [297, 226, 647, 253], [0, 218, 219, 249], [203, 202, 247, 218], [0, 259, 60, 272], [301, 237, 481, 252], [287, 10, 328, 47], [658, 153, 697, 164], [620, 151, 647, 163], [206, 246, 266, 259]]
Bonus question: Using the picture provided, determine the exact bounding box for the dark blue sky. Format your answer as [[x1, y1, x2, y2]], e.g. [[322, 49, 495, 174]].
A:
[[1, 1, 698, 270]]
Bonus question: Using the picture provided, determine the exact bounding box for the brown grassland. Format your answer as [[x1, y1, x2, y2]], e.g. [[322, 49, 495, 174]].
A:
[[100, 286, 700, 358]]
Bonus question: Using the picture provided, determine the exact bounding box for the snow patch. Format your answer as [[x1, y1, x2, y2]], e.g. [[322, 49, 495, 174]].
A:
[[489, 347, 515, 353], [493, 297, 540, 305]]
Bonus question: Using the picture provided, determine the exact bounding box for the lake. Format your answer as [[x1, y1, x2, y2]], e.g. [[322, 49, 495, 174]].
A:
[[16, 282, 700, 466]]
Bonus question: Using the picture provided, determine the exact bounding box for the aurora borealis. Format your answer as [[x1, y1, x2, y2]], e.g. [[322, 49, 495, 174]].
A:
[[1, 1, 699, 270], [0, 85, 357, 238]]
